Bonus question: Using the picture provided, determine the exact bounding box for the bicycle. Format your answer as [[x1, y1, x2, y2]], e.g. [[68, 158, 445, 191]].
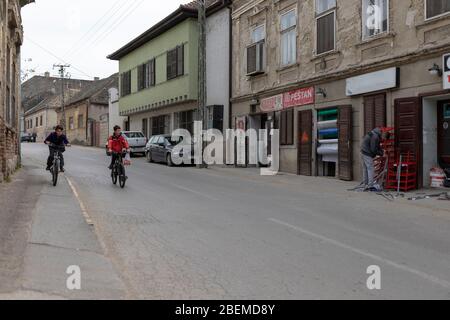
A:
[[111, 151, 128, 188], [48, 143, 66, 187]]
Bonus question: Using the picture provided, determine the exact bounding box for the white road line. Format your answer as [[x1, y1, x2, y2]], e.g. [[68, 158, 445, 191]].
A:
[[269, 218, 450, 289], [65, 176, 94, 226], [170, 183, 219, 201]]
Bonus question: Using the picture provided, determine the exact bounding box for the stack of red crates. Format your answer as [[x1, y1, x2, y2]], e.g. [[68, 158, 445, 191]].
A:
[[376, 128, 396, 189], [385, 151, 418, 192]]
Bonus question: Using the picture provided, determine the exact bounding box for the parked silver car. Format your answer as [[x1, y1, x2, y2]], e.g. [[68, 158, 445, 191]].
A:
[[123, 131, 147, 156]]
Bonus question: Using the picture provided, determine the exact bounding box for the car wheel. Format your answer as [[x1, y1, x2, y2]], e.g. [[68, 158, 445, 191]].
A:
[[146, 151, 153, 163], [167, 153, 173, 167]]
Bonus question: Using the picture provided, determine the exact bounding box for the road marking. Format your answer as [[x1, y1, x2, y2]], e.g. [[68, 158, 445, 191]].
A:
[[170, 183, 219, 201], [269, 218, 450, 289], [65, 176, 94, 226]]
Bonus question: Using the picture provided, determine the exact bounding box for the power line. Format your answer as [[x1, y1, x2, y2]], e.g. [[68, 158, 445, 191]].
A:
[[64, 0, 136, 59], [62, 0, 124, 57], [85, 0, 146, 50], [24, 36, 93, 79]]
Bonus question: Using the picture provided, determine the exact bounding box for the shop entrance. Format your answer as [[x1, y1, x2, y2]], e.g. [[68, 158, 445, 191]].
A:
[[421, 96, 450, 187], [438, 100, 450, 169], [248, 113, 273, 167]]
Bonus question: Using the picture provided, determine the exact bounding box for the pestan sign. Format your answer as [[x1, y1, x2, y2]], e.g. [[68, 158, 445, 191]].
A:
[[260, 87, 315, 112], [444, 53, 450, 90], [283, 87, 315, 109]]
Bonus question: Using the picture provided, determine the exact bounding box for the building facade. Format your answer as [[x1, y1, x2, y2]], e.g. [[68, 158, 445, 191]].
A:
[[108, 0, 232, 144], [231, 0, 450, 187], [0, 0, 33, 182], [55, 75, 118, 147], [23, 74, 93, 142]]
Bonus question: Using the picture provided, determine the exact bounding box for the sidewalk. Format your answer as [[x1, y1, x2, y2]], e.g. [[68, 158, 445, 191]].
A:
[[0, 156, 128, 299], [207, 166, 450, 219]]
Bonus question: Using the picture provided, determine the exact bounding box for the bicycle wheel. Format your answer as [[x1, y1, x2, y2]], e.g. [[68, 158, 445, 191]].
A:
[[111, 165, 118, 185], [52, 160, 59, 186], [119, 164, 126, 188]]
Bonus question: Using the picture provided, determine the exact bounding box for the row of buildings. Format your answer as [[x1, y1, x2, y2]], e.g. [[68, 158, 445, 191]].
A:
[[0, 0, 33, 182], [22, 73, 118, 147], [107, 0, 450, 188]]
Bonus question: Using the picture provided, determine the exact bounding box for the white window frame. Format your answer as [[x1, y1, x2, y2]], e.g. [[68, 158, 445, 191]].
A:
[[361, 0, 390, 40], [247, 24, 266, 75], [314, 1, 337, 56], [424, 0, 450, 21], [280, 8, 298, 66], [251, 24, 266, 44]]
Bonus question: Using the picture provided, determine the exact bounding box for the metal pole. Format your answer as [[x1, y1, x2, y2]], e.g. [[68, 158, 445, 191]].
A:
[[197, 0, 207, 168], [53, 64, 70, 129]]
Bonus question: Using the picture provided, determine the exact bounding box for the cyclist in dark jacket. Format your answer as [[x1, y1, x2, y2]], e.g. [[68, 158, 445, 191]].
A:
[[44, 125, 70, 172], [360, 128, 384, 190]]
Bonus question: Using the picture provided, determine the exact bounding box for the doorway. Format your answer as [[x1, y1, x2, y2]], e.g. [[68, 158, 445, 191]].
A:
[[438, 100, 450, 169]]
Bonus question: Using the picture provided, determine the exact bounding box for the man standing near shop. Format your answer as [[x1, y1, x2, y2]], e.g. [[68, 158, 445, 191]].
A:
[[360, 128, 384, 191]]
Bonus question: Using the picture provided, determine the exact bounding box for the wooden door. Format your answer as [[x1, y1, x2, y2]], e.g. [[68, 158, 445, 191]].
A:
[[395, 97, 422, 187], [298, 110, 312, 176], [338, 106, 353, 181], [438, 100, 450, 168], [364, 93, 386, 134]]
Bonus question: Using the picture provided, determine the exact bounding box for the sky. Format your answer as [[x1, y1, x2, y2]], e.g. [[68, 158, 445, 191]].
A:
[[21, 0, 192, 81]]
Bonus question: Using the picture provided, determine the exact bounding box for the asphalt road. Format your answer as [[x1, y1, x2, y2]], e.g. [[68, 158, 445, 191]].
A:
[[15, 143, 450, 299]]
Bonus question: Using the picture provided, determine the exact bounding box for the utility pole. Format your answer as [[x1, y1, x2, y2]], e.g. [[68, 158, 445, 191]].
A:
[[53, 64, 70, 129], [197, 0, 207, 169]]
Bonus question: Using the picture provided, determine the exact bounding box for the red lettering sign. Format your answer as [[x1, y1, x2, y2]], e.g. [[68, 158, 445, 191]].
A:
[[283, 87, 315, 109], [261, 94, 283, 112]]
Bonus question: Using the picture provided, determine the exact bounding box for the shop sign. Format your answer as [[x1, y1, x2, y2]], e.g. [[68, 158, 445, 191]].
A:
[[283, 87, 315, 109], [444, 54, 450, 90], [346, 67, 399, 96], [260, 94, 283, 112]]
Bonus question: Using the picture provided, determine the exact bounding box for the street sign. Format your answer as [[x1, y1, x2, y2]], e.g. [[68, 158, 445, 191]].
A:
[[444, 53, 450, 90]]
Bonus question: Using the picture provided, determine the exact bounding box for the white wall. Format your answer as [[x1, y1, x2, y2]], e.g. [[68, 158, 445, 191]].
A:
[[108, 88, 127, 134], [206, 7, 230, 131], [422, 97, 440, 187]]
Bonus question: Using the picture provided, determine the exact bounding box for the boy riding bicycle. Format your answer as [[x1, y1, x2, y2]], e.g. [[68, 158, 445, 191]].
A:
[[44, 125, 71, 172], [108, 125, 130, 170]]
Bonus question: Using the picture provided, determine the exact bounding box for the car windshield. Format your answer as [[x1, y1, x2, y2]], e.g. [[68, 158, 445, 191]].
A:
[[124, 132, 144, 138], [166, 137, 182, 146]]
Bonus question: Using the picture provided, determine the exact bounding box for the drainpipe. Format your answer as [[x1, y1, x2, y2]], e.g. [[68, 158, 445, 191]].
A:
[[228, 5, 232, 130], [86, 99, 90, 146]]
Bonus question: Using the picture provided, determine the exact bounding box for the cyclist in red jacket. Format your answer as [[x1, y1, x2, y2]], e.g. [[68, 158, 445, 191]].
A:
[[108, 125, 130, 169]]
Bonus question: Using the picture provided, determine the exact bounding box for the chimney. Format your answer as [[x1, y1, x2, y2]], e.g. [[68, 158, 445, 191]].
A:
[[44, 71, 50, 77]]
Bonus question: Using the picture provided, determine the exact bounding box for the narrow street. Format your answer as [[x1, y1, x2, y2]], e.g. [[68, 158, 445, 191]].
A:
[[1, 143, 449, 300]]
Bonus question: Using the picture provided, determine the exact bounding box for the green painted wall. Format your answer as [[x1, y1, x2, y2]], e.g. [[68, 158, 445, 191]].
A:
[[118, 18, 199, 114]]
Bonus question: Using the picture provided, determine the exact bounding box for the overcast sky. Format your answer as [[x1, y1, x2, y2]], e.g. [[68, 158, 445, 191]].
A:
[[21, 0, 192, 81]]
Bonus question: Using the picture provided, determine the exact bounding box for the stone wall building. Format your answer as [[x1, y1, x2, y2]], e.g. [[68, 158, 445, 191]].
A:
[[231, 0, 450, 187], [23, 74, 93, 142], [0, 0, 33, 182], [55, 74, 118, 147]]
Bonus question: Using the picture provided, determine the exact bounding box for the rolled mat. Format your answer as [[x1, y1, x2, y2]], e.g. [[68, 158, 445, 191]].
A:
[[317, 120, 338, 130], [318, 109, 338, 117], [318, 139, 338, 144], [318, 128, 338, 136], [317, 144, 338, 155]]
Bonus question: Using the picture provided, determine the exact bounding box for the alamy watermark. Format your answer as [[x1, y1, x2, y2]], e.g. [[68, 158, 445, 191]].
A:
[[170, 121, 280, 175]]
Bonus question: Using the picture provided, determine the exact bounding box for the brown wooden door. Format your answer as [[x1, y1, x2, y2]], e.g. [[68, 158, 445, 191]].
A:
[[298, 110, 312, 176], [438, 101, 450, 168], [338, 105, 353, 181], [394, 97, 422, 187], [364, 93, 386, 134]]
